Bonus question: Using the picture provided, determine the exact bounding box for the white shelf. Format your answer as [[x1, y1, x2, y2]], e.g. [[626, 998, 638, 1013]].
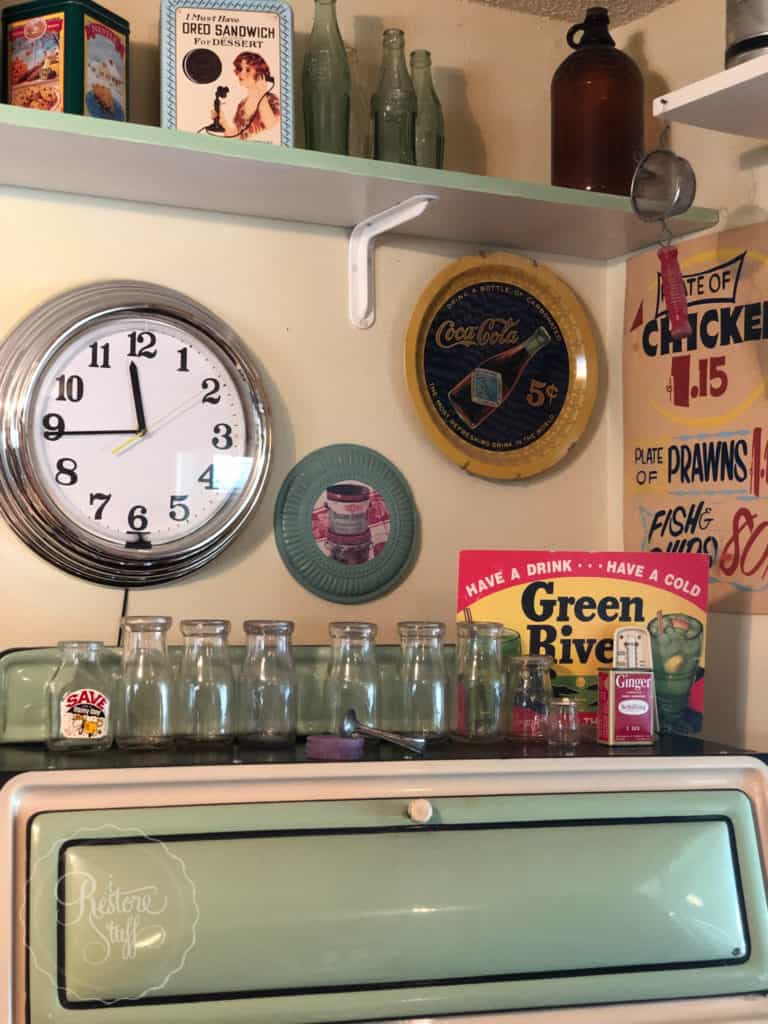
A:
[[0, 104, 718, 260], [654, 53, 768, 138]]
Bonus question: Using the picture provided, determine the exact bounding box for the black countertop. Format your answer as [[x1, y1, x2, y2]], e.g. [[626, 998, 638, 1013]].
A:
[[0, 734, 757, 787]]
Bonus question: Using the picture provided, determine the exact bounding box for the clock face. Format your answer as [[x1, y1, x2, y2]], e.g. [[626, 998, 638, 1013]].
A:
[[0, 283, 271, 585], [30, 316, 250, 549]]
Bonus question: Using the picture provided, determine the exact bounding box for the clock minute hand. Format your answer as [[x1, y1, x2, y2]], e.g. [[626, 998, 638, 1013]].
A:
[[129, 361, 147, 435]]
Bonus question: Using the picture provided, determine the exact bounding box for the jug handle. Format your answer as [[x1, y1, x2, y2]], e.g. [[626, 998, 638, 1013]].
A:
[[567, 22, 585, 48]]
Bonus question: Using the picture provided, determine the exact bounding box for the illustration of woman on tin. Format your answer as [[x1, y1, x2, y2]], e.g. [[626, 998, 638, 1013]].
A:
[[215, 52, 280, 140]]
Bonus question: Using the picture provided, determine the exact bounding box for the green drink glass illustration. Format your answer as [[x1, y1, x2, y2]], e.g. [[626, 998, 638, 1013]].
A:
[[648, 613, 703, 733]]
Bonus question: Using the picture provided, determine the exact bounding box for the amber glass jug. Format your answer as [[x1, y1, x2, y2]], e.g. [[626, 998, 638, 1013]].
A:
[[551, 6, 643, 196]]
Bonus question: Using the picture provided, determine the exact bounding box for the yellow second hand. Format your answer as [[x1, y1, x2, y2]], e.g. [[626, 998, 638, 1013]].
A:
[[112, 430, 146, 456]]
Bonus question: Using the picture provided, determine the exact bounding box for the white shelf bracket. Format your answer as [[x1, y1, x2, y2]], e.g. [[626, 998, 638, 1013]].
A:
[[349, 193, 439, 329]]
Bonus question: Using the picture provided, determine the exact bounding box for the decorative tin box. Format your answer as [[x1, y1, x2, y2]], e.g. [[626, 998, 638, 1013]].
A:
[[161, 0, 294, 147], [2, 0, 129, 119]]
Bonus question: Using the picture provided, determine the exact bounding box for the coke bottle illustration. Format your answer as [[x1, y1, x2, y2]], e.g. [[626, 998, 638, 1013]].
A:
[[448, 325, 552, 428]]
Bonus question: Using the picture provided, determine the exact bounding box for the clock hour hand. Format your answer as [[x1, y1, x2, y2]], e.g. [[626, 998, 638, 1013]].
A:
[[129, 361, 147, 435]]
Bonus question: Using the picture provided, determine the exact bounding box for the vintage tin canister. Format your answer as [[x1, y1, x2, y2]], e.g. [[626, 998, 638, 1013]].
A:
[[598, 668, 655, 745], [2, 0, 129, 119]]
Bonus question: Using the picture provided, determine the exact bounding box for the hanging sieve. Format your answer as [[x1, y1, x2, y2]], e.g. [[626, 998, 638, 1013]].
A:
[[630, 149, 697, 339]]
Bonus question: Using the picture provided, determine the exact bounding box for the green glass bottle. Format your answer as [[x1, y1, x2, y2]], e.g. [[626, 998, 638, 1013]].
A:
[[303, 0, 350, 154], [411, 50, 445, 169], [371, 29, 417, 165]]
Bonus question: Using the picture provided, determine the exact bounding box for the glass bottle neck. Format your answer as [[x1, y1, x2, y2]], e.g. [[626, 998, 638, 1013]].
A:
[[246, 633, 292, 658], [124, 630, 168, 655], [401, 634, 442, 653], [380, 34, 410, 80], [575, 11, 614, 47], [183, 635, 227, 654], [411, 64, 434, 92], [331, 636, 376, 660], [60, 647, 102, 665], [310, 0, 342, 40]]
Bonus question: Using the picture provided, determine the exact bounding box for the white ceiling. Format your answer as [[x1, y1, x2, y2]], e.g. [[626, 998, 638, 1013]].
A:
[[472, 0, 682, 27]]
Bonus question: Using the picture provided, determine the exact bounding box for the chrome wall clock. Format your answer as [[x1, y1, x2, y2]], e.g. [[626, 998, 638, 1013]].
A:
[[0, 281, 271, 586]]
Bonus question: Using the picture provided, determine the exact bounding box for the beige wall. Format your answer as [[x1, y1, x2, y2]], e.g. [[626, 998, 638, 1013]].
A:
[[3, 0, 765, 748], [0, 189, 614, 648]]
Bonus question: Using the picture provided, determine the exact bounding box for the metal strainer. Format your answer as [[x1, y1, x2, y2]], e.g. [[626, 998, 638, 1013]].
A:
[[630, 149, 697, 224], [630, 149, 698, 339]]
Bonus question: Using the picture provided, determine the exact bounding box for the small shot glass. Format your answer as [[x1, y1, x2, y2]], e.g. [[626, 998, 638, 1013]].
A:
[[545, 698, 579, 754]]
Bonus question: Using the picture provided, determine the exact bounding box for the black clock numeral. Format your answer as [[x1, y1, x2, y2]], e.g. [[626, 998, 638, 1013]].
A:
[[170, 494, 191, 522], [88, 341, 111, 368], [177, 347, 190, 372], [55, 374, 84, 402], [89, 492, 112, 520], [212, 423, 233, 450], [128, 331, 157, 359], [197, 464, 218, 491], [55, 458, 78, 486], [128, 505, 149, 531], [43, 414, 65, 440], [201, 378, 221, 404]]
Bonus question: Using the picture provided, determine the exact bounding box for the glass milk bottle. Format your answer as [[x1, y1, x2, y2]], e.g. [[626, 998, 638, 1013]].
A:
[[450, 622, 505, 742], [410, 49, 444, 168], [47, 641, 114, 752], [239, 621, 297, 748], [117, 616, 174, 750], [399, 621, 448, 741], [303, 0, 350, 153], [326, 622, 380, 732], [371, 29, 417, 164], [176, 620, 235, 747]]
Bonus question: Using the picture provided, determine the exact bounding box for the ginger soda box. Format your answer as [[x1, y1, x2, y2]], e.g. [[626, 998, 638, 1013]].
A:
[[457, 551, 708, 735]]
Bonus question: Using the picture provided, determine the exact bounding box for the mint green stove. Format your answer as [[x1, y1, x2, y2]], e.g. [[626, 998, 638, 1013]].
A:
[[1, 649, 768, 1023]]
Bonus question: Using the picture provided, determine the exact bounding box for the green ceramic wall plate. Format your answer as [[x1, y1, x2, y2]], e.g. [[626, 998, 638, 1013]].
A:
[[274, 444, 419, 604]]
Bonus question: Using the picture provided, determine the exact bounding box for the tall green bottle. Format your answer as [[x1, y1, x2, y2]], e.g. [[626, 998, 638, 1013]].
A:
[[411, 49, 445, 169], [371, 29, 417, 165], [303, 0, 350, 154]]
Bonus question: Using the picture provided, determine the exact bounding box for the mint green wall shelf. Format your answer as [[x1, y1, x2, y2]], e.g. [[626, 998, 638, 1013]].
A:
[[0, 104, 718, 260]]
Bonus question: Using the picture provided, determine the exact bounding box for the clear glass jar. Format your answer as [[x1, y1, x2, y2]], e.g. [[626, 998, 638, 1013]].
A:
[[117, 616, 174, 751], [46, 641, 114, 752], [450, 621, 504, 742], [508, 655, 553, 741], [239, 621, 297, 748], [545, 697, 579, 753], [371, 28, 417, 164], [176, 620, 235, 747], [326, 622, 380, 733], [399, 621, 448, 741]]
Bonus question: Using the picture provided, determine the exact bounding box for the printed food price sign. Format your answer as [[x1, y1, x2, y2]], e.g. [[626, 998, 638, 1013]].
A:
[[624, 223, 768, 613]]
